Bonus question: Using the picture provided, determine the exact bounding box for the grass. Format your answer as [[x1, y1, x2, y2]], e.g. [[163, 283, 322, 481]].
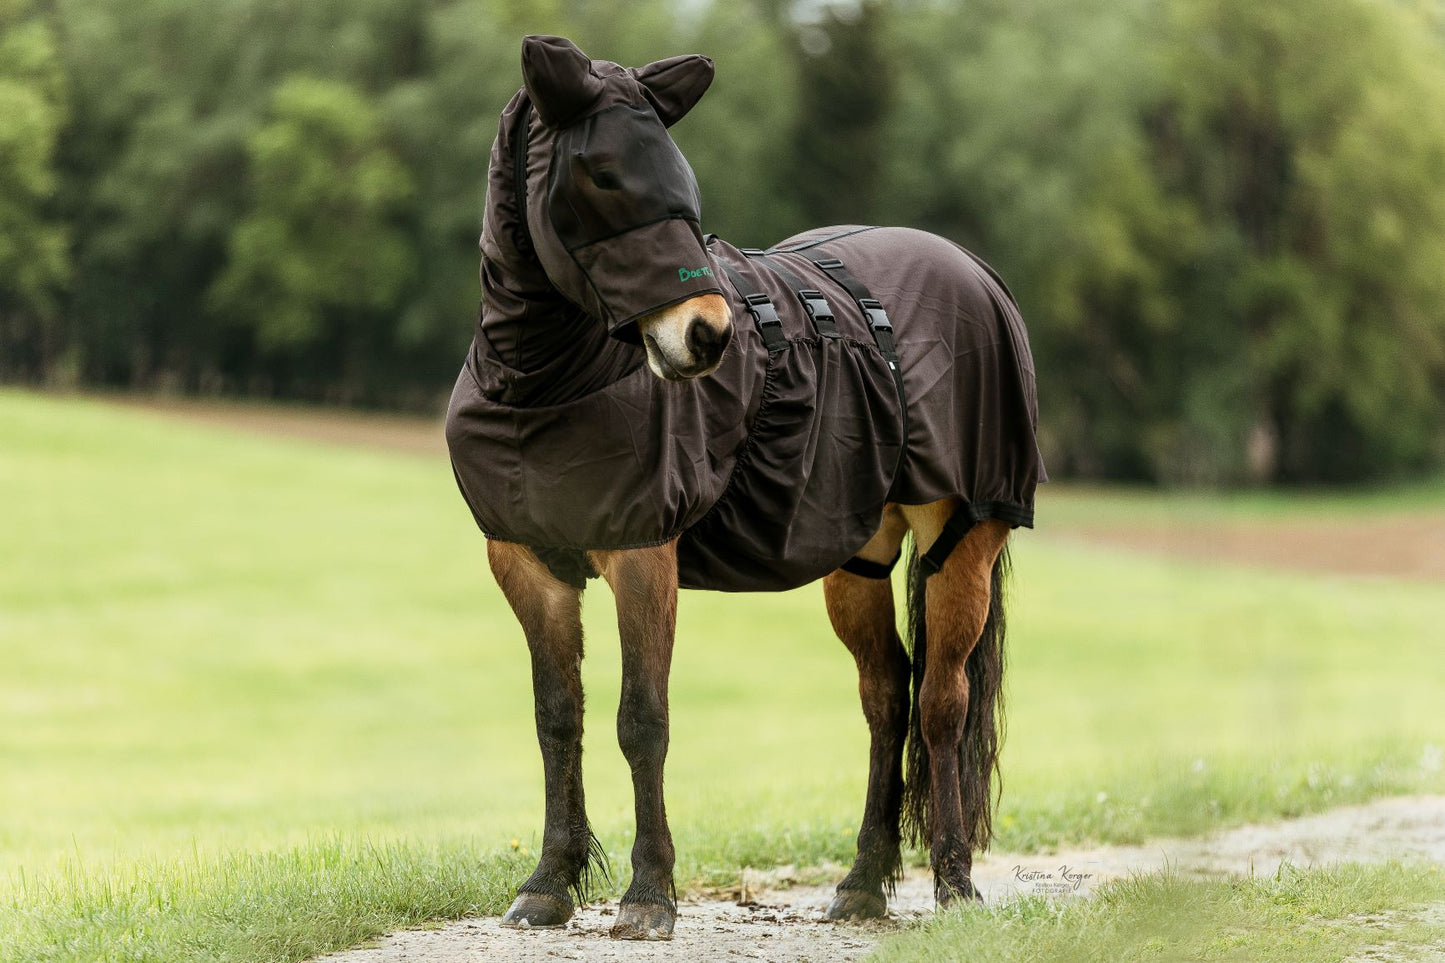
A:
[[2, 387, 1444, 960], [873, 862, 1445, 963]]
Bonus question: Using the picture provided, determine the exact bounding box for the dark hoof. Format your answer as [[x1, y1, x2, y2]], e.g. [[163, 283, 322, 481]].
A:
[[501, 891, 573, 929], [609, 901, 675, 940], [936, 880, 984, 908], [826, 888, 888, 921]]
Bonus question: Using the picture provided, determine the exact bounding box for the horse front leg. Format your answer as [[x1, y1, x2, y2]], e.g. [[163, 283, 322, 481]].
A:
[[489, 541, 599, 928], [591, 541, 679, 940], [823, 508, 910, 920]]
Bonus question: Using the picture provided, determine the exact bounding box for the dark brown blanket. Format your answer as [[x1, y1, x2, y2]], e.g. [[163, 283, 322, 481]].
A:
[[446, 222, 1045, 592]]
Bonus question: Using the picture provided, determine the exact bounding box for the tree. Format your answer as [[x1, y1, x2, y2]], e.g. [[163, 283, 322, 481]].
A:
[[882, 0, 1205, 480], [1154, 0, 1445, 481], [882, 0, 1445, 483], [788, 0, 894, 226], [210, 75, 415, 402], [0, 0, 69, 381]]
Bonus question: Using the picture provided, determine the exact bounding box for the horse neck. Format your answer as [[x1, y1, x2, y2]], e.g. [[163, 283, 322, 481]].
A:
[[476, 240, 644, 407], [475, 93, 643, 406]]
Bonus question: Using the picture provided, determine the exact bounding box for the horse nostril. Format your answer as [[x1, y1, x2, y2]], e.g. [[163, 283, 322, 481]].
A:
[[686, 317, 732, 367]]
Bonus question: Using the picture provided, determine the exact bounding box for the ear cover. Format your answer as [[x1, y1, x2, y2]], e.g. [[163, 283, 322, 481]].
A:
[[521, 34, 605, 128], [630, 54, 715, 127]]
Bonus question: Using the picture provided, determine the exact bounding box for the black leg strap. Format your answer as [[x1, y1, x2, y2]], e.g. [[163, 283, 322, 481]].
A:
[[721, 263, 786, 353], [840, 550, 902, 580], [919, 503, 983, 578]]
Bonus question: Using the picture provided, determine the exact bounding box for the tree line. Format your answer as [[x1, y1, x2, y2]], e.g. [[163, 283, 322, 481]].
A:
[[3, 0, 1444, 483]]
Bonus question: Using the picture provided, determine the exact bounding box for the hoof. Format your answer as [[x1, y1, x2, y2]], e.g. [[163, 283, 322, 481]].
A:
[[825, 888, 888, 921], [609, 901, 675, 940], [936, 880, 984, 908], [501, 891, 573, 929]]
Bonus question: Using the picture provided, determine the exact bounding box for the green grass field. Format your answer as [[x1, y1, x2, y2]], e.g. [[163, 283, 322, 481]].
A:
[[3, 388, 1444, 961], [875, 863, 1445, 963]]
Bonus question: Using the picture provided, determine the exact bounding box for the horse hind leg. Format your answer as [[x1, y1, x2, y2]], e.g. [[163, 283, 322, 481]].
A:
[[823, 506, 910, 921], [900, 502, 1011, 906], [488, 541, 605, 928]]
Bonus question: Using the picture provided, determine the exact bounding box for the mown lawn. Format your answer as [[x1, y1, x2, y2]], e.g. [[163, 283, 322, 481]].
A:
[[2, 389, 1443, 961]]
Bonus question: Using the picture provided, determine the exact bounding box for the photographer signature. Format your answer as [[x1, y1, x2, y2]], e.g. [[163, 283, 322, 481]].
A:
[[1011, 865, 1096, 891]]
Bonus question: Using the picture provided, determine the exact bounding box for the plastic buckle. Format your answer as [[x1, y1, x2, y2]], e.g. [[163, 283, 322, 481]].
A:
[[740, 248, 769, 258], [858, 297, 892, 330], [744, 293, 781, 328], [814, 257, 845, 270], [799, 290, 834, 324]]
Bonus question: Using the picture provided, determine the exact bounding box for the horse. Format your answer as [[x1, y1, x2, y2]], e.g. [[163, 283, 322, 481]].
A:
[[445, 34, 1045, 941]]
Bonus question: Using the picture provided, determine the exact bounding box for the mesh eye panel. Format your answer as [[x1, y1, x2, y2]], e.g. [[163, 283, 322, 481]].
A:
[[547, 103, 702, 251]]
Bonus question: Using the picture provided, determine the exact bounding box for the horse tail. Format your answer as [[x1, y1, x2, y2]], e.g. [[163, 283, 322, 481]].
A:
[[901, 539, 1010, 854]]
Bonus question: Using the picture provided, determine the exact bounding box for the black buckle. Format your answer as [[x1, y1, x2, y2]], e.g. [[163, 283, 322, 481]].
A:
[[740, 248, 769, 258], [744, 292, 781, 328], [798, 290, 834, 324], [858, 297, 892, 330], [814, 257, 845, 269]]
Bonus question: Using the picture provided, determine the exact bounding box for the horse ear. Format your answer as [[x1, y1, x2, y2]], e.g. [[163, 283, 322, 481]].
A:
[[630, 54, 714, 127], [521, 35, 605, 128]]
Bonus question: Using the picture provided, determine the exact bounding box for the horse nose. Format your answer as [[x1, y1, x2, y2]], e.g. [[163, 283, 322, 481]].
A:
[[686, 316, 733, 369]]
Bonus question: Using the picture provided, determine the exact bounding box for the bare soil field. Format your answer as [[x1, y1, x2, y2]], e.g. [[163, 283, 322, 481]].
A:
[[1051, 515, 1445, 581], [317, 795, 1445, 963], [115, 396, 449, 457]]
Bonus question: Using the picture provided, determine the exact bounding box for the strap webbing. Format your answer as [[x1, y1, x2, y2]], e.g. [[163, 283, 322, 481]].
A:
[[808, 253, 910, 482], [840, 550, 902, 580], [808, 256, 900, 362], [918, 503, 982, 577], [511, 99, 534, 257], [721, 263, 786, 352], [741, 249, 841, 339]]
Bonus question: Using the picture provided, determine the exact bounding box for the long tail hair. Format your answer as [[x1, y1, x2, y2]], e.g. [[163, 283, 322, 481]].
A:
[[900, 541, 1010, 853]]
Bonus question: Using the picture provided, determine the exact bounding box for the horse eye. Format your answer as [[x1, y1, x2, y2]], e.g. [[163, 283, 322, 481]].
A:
[[590, 168, 623, 191]]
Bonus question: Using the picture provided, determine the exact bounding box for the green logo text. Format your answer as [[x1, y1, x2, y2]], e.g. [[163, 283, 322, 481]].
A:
[[678, 266, 714, 282]]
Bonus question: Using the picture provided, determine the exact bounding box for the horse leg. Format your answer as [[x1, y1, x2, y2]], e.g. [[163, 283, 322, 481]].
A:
[[591, 542, 680, 940], [823, 507, 910, 921], [902, 503, 1011, 905], [489, 541, 599, 928]]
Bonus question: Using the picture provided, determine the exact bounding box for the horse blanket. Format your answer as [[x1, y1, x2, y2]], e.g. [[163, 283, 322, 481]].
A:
[[446, 223, 1045, 593], [444, 55, 1043, 593]]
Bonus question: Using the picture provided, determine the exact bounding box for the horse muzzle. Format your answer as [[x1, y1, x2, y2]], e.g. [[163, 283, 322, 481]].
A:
[[638, 294, 734, 380]]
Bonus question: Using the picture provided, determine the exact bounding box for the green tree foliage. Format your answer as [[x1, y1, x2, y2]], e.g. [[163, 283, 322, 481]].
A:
[[0, 0, 69, 380], [211, 77, 415, 401], [882, 0, 1201, 480], [8, 0, 1445, 482], [881, 0, 1445, 483], [1152, 0, 1445, 482], [788, 1, 894, 224], [671, 0, 805, 246]]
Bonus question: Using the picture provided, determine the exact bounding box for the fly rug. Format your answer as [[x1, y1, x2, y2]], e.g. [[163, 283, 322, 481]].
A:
[[445, 35, 1046, 941]]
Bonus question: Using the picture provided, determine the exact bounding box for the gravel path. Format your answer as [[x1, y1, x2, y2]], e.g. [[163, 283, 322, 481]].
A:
[[317, 795, 1445, 963]]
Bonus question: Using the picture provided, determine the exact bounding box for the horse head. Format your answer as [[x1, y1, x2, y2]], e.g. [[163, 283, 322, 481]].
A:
[[516, 35, 734, 381]]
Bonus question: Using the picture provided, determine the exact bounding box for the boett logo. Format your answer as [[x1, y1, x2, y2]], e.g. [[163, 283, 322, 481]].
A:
[[678, 266, 714, 282]]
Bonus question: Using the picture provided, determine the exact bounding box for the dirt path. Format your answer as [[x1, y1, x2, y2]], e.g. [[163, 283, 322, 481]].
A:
[[317, 795, 1445, 963], [1049, 516, 1445, 582], [114, 396, 448, 457]]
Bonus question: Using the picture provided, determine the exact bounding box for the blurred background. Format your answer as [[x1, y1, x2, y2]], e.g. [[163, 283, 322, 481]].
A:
[[4, 0, 1445, 486]]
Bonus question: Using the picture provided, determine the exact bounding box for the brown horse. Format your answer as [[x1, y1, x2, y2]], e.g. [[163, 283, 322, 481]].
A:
[[445, 35, 1044, 941]]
